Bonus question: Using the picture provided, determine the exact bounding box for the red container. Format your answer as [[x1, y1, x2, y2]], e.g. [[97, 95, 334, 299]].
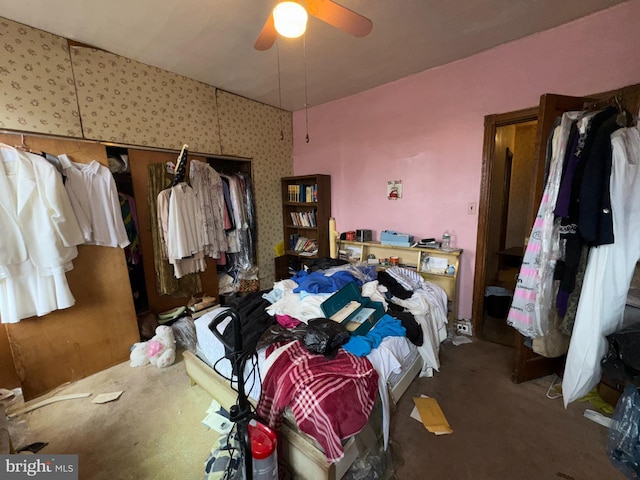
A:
[[248, 419, 278, 480]]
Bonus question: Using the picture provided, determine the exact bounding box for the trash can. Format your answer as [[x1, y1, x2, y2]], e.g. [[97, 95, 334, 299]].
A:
[[484, 286, 513, 318]]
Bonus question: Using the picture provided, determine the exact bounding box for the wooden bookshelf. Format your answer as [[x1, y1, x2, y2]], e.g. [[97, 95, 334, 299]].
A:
[[276, 174, 331, 279]]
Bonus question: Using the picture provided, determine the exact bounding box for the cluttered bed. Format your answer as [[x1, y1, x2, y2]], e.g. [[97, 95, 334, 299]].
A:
[[184, 260, 449, 480]]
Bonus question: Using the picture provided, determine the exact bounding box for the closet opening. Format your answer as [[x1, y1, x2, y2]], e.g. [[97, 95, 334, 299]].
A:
[[204, 155, 258, 305], [107, 145, 150, 315], [107, 143, 257, 323]]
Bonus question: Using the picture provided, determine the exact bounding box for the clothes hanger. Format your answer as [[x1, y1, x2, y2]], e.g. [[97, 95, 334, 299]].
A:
[[169, 143, 189, 188], [13, 134, 43, 155]]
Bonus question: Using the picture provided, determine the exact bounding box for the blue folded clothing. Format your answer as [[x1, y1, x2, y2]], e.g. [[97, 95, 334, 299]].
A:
[[292, 270, 361, 294], [342, 314, 406, 356]]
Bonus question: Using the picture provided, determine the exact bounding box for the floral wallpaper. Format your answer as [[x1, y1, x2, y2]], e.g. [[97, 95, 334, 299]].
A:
[[217, 90, 293, 284], [71, 46, 221, 154], [0, 17, 81, 136], [0, 16, 293, 287]]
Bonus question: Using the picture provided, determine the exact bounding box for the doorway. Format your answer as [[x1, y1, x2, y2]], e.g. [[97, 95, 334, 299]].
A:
[[472, 107, 538, 347]]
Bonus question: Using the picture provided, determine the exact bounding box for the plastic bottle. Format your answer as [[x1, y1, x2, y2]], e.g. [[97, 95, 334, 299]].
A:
[[421, 254, 430, 272], [249, 419, 278, 480], [442, 231, 451, 249]]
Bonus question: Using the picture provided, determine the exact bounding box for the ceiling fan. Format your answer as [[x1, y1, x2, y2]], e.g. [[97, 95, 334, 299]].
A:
[[254, 0, 373, 51]]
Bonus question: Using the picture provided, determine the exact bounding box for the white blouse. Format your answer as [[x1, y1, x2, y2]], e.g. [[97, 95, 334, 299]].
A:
[[59, 154, 129, 248]]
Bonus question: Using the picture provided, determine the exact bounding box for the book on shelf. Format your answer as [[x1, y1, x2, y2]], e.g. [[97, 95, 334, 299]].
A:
[[287, 183, 318, 203], [288, 234, 318, 255], [289, 210, 317, 227]]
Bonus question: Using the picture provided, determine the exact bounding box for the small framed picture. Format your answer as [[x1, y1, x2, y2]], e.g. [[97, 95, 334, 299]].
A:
[[387, 180, 402, 200]]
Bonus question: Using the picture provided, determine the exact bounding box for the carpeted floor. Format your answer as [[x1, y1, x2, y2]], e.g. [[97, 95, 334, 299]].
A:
[[390, 339, 623, 480], [4, 354, 218, 480], [2, 338, 624, 479]]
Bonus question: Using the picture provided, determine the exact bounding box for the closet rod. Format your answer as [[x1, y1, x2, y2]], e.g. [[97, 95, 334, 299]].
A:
[[0, 129, 252, 162]]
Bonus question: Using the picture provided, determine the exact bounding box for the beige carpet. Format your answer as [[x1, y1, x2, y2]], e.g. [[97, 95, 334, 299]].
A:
[[4, 352, 218, 480], [3, 339, 625, 480]]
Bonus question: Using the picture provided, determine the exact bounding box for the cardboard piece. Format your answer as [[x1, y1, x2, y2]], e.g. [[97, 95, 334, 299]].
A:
[[412, 396, 453, 435], [92, 391, 124, 404]]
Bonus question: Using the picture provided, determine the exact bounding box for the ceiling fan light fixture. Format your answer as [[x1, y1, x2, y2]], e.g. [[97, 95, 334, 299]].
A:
[[273, 1, 308, 38]]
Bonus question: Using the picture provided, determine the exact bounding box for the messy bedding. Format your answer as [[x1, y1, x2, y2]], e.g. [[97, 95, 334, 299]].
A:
[[193, 262, 449, 463]]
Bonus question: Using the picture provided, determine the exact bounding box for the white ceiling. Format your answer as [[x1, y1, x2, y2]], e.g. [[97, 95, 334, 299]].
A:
[[0, 0, 628, 112]]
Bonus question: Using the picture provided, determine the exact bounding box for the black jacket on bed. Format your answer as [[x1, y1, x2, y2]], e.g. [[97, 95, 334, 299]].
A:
[[223, 290, 275, 357]]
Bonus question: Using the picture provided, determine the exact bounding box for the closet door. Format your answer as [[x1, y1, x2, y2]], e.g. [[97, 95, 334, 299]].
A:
[[127, 149, 219, 313], [0, 134, 139, 400]]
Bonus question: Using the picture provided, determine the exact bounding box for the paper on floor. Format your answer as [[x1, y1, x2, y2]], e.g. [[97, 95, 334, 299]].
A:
[[412, 396, 453, 435], [203, 399, 232, 434], [92, 391, 124, 404]]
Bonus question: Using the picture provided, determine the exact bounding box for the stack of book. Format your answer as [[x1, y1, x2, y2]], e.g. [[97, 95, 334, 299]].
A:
[[289, 234, 318, 256], [290, 210, 317, 227]]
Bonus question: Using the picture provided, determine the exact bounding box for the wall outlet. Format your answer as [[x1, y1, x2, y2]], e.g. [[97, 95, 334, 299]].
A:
[[455, 319, 473, 336]]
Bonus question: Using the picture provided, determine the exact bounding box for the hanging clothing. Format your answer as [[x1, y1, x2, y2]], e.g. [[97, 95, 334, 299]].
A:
[[58, 154, 129, 248], [577, 113, 624, 246], [147, 163, 201, 296], [562, 126, 640, 406], [238, 173, 258, 265], [507, 112, 579, 337], [156, 183, 206, 279], [119, 193, 141, 265], [221, 174, 243, 254], [188, 161, 228, 259], [0, 145, 84, 323], [554, 108, 617, 317]]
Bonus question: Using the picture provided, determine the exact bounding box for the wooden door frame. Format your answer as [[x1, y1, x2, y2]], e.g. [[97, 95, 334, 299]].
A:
[[471, 107, 538, 339]]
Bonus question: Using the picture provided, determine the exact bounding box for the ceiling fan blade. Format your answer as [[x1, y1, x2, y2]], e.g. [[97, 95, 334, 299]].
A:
[[254, 12, 277, 50], [307, 0, 373, 37]]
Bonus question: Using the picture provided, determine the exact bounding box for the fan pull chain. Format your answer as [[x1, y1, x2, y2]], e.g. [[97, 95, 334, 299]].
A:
[[276, 40, 284, 141], [304, 34, 310, 143]]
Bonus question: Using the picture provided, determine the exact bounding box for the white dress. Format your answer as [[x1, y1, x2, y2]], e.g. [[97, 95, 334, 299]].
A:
[[0, 145, 83, 323]]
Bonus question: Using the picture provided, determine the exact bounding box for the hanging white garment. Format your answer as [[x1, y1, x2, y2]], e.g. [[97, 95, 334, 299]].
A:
[[58, 155, 129, 248], [562, 127, 640, 406], [508, 112, 579, 338], [156, 183, 206, 279], [0, 145, 83, 323], [188, 161, 228, 259], [167, 183, 205, 260], [0, 261, 75, 323]]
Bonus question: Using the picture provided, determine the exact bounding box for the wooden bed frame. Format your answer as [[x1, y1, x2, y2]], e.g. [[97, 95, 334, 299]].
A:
[[183, 349, 423, 480]]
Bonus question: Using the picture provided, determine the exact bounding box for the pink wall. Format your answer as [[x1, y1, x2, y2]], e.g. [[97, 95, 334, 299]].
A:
[[292, 0, 640, 320]]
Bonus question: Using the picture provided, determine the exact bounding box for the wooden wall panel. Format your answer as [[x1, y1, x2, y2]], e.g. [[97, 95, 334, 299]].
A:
[[0, 134, 139, 400], [0, 326, 19, 390], [128, 149, 218, 314]]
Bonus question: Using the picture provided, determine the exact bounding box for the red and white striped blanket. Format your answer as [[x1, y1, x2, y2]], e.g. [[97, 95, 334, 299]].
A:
[[257, 340, 379, 463]]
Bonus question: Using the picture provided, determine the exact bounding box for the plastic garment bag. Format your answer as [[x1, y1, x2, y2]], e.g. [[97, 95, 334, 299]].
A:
[[508, 112, 580, 338], [563, 127, 640, 406]]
